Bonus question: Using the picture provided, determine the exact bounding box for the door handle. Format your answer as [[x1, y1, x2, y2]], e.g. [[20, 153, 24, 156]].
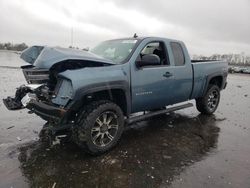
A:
[[163, 72, 173, 78]]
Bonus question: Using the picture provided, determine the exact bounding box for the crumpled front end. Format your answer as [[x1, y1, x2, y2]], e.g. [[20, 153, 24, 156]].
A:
[[3, 45, 113, 122], [3, 79, 72, 122]]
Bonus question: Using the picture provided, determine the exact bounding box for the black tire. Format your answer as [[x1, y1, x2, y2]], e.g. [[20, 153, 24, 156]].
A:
[[73, 100, 124, 155], [196, 84, 220, 115]]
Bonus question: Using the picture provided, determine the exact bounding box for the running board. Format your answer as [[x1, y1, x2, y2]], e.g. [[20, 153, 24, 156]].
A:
[[127, 103, 193, 124]]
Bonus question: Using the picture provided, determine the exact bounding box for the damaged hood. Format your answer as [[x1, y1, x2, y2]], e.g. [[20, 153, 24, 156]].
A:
[[20, 46, 115, 69]]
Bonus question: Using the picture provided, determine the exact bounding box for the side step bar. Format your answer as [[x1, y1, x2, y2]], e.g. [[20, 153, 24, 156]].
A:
[[127, 103, 193, 124]]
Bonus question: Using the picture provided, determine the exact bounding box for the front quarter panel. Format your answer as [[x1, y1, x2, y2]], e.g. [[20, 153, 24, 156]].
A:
[[58, 64, 130, 107]]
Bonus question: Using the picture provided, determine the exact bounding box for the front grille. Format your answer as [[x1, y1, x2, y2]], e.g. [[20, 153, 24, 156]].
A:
[[22, 66, 49, 84]]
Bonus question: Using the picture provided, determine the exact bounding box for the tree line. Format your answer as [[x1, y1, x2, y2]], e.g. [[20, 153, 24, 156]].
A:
[[0, 42, 28, 51], [192, 53, 250, 65]]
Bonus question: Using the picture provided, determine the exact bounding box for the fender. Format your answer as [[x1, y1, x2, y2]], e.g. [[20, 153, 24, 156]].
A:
[[202, 71, 227, 96], [68, 80, 131, 116]]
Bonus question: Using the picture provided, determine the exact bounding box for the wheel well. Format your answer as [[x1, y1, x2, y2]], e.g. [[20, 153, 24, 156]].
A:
[[82, 89, 128, 116], [209, 76, 223, 89]]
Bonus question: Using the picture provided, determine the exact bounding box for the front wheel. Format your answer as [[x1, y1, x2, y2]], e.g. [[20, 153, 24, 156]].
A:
[[73, 100, 124, 155], [196, 85, 220, 115]]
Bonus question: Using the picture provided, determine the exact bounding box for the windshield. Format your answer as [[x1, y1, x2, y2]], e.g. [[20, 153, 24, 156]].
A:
[[91, 39, 138, 64]]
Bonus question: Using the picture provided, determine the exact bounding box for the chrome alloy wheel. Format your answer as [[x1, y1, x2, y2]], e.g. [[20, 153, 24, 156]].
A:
[[91, 111, 119, 147], [207, 90, 219, 111]]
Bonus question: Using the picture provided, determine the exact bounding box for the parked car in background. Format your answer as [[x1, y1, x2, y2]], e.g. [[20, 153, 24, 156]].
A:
[[242, 68, 250, 74], [229, 66, 249, 73]]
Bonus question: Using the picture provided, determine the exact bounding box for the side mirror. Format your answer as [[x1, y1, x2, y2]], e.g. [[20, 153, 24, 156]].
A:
[[136, 54, 161, 67]]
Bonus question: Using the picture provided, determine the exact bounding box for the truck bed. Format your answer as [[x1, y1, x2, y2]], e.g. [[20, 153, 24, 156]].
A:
[[191, 60, 219, 63], [191, 60, 228, 99]]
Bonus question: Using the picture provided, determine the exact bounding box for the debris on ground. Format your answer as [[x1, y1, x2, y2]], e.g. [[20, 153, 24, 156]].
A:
[[109, 159, 119, 164], [52, 138, 61, 146], [81, 171, 88, 174], [102, 157, 119, 165], [16, 137, 21, 141], [52, 182, 56, 188], [163, 155, 172, 159], [6, 126, 15, 129], [32, 137, 39, 141], [215, 117, 226, 121], [162, 143, 168, 147]]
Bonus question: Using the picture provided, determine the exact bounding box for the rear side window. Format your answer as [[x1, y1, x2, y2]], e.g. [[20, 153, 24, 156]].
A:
[[170, 42, 185, 66]]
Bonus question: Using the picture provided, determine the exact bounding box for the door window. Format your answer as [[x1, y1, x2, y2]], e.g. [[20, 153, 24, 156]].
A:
[[138, 42, 169, 65]]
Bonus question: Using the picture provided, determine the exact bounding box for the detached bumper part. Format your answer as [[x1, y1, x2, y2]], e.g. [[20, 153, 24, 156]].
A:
[[3, 84, 67, 121], [3, 85, 32, 110], [3, 97, 23, 110], [26, 100, 67, 121]]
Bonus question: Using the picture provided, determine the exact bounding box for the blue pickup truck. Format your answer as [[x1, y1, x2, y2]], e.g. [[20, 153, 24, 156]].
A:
[[3, 37, 228, 154]]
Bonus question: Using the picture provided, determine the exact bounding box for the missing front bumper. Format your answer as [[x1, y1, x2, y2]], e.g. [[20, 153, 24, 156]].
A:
[[26, 100, 67, 121], [3, 85, 67, 122]]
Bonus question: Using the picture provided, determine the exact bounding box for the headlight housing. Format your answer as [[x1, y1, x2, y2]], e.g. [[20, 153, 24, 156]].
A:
[[52, 78, 73, 106]]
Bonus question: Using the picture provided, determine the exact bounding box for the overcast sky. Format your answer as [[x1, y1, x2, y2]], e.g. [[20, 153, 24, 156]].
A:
[[0, 0, 249, 55]]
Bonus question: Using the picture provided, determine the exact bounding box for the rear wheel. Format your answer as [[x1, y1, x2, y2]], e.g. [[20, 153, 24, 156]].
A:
[[196, 84, 220, 115], [73, 100, 124, 155]]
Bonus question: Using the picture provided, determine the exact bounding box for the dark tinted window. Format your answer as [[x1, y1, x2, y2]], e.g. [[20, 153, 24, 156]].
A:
[[170, 42, 185, 66]]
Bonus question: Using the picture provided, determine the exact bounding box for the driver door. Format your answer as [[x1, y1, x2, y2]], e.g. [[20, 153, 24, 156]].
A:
[[131, 41, 175, 112]]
